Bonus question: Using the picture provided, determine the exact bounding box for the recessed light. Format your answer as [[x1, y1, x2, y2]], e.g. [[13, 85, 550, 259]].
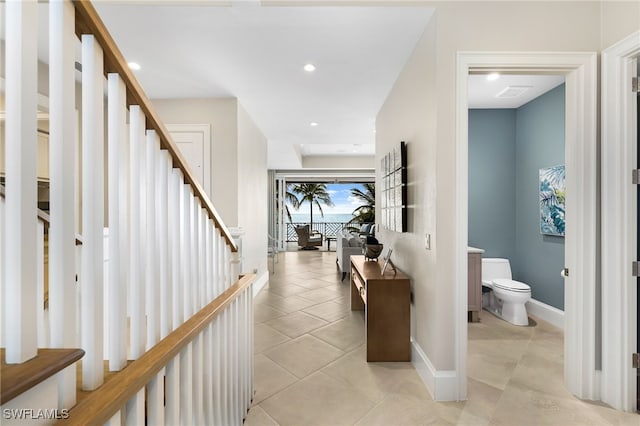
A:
[[487, 73, 499, 81], [310, 122, 318, 127], [304, 63, 316, 72], [128, 62, 141, 71]]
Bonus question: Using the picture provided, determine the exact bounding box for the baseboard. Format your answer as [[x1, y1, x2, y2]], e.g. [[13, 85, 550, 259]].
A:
[[526, 298, 564, 330], [411, 339, 459, 401], [253, 271, 269, 297]]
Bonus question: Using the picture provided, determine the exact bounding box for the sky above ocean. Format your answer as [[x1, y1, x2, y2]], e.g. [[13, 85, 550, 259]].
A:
[[287, 183, 368, 218]]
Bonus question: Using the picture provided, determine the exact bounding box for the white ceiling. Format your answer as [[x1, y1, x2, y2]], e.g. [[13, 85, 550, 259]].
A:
[[468, 74, 565, 109], [3, 4, 563, 168], [92, 3, 435, 170]]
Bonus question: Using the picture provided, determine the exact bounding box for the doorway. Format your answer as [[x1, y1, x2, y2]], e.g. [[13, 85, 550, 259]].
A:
[[467, 73, 566, 323], [455, 52, 598, 401]]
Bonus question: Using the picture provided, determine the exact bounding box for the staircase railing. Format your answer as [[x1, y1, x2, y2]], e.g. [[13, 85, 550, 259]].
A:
[[1, 0, 254, 424]]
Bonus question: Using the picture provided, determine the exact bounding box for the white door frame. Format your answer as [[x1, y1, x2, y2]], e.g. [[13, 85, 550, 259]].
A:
[[601, 31, 640, 412], [455, 52, 598, 400], [275, 175, 287, 251]]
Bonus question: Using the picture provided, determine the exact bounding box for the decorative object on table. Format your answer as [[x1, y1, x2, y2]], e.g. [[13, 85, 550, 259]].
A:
[[380, 141, 407, 233], [363, 236, 383, 260], [381, 248, 396, 275], [539, 165, 565, 236]]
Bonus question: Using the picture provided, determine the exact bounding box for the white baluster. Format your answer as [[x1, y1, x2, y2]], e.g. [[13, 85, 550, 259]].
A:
[[180, 345, 193, 425], [220, 314, 228, 425], [249, 287, 255, 405], [49, 3, 78, 384], [104, 410, 122, 426], [36, 220, 46, 347], [107, 73, 128, 371], [129, 105, 146, 359], [191, 198, 200, 312], [233, 300, 240, 424], [124, 388, 145, 426], [241, 291, 248, 414], [145, 130, 159, 349], [118, 107, 131, 359], [199, 207, 206, 307], [213, 318, 223, 425], [225, 244, 232, 288], [182, 185, 193, 321], [171, 169, 184, 329], [81, 33, 105, 391], [216, 231, 224, 297], [147, 370, 165, 425], [138, 126, 148, 348], [212, 229, 220, 299], [4, 0, 38, 364], [206, 220, 213, 303], [228, 302, 235, 424], [0, 191, 4, 347], [203, 322, 214, 425], [193, 334, 204, 425], [166, 357, 180, 425], [158, 150, 170, 338]]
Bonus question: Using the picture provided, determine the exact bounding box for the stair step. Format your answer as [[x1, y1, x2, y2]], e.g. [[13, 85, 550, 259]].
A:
[[1, 348, 84, 405]]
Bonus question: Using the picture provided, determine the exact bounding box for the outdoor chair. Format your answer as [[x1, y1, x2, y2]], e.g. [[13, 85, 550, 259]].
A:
[[295, 225, 323, 250]]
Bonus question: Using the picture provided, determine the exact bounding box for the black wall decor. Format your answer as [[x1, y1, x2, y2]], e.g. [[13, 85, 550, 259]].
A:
[[380, 141, 407, 232]]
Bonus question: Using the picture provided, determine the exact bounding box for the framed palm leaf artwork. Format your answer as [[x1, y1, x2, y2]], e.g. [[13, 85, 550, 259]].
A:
[[539, 165, 566, 236]]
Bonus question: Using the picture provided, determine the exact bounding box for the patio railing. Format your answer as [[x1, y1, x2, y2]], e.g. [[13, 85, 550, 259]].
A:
[[286, 222, 376, 242], [286, 222, 352, 242]]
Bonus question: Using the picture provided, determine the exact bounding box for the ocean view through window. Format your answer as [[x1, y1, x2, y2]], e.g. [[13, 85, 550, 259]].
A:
[[286, 183, 374, 224]]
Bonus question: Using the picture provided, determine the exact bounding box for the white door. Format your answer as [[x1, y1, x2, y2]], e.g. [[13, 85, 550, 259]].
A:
[[166, 124, 211, 197], [601, 31, 640, 412]]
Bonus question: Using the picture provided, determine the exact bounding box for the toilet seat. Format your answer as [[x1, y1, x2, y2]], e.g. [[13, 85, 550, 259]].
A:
[[492, 279, 530, 293]]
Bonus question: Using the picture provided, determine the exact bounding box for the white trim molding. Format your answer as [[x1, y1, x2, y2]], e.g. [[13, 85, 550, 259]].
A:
[[411, 339, 458, 401], [601, 31, 640, 413], [526, 299, 564, 330], [253, 270, 269, 297], [456, 52, 598, 402]]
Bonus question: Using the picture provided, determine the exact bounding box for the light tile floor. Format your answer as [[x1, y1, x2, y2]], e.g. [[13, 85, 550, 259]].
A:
[[246, 250, 638, 425]]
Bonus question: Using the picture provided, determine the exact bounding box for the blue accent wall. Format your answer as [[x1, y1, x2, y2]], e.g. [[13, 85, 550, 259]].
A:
[[513, 84, 565, 309], [469, 83, 565, 310], [468, 110, 516, 258]]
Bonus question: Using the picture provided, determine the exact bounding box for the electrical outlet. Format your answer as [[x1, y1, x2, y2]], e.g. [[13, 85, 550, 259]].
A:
[[425, 233, 431, 250]]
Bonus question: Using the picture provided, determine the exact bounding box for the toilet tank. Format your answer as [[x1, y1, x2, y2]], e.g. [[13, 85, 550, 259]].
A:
[[482, 258, 512, 281]]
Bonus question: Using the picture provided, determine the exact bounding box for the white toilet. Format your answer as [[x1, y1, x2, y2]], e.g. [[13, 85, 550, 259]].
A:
[[481, 258, 531, 326]]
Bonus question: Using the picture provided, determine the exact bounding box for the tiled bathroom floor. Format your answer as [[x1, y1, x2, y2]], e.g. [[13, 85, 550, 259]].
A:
[[246, 250, 638, 425]]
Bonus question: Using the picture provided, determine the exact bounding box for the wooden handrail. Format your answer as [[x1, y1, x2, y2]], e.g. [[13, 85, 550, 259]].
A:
[[72, 0, 237, 252], [1, 348, 85, 405], [58, 273, 255, 425]]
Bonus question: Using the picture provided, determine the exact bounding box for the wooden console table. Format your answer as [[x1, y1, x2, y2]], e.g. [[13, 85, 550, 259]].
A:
[[350, 255, 411, 362]]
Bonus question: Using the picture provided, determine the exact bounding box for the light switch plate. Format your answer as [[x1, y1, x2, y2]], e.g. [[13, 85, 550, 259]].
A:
[[425, 233, 431, 250]]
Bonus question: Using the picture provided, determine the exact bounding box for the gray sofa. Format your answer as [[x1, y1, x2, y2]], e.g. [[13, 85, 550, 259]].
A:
[[336, 230, 364, 281]]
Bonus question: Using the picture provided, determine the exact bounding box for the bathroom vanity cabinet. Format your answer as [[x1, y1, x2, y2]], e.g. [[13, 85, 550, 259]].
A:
[[350, 255, 410, 362], [468, 250, 483, 322]]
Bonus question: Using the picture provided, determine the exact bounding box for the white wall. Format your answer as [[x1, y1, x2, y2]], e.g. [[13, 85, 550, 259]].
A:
[[152, 98, 239, 226], [377, 1, 639, 378], [600, 1, 640, 49], [377, 14, 440, 367], [237, 103, 268, 277]]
